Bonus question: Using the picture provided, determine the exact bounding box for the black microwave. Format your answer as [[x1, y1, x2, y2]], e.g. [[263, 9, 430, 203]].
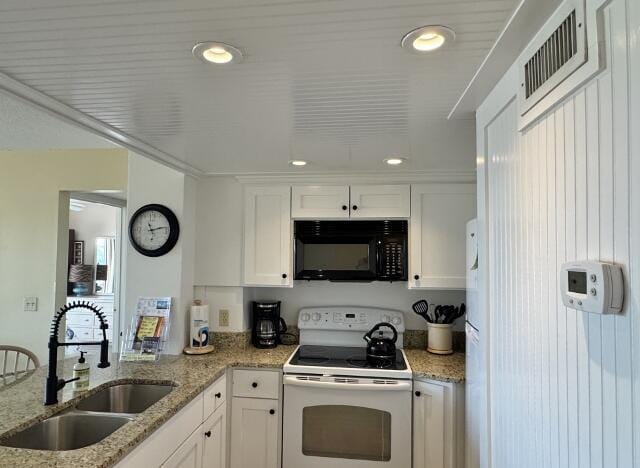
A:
[[294, 220, 408, 282]]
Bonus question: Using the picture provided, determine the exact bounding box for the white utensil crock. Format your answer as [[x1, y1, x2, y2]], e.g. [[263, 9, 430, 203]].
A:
[[427, 323, 453, 355]]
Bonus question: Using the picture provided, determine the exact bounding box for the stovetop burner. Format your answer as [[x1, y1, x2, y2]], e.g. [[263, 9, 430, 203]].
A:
[[289, 345, 408, 371]]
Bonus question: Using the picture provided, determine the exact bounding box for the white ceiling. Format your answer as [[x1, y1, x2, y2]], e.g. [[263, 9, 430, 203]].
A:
[[0, 92, 116, 149], [0, 0, 517, 174]]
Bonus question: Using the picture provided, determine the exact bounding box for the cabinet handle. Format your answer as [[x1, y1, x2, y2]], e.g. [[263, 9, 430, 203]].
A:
[[415, 391, 421, 397], [252, 382, 258, 388], [282, 273, 287, 279], [414, 274, 420, 280], [215, 392, 221, 398], [352, 205, 358, 210], [205, 430, 212, 438], [342, 205, 348, 211], [269, 409, 275, 415]]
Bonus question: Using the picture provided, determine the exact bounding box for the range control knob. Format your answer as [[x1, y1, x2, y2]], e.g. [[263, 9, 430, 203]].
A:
[[391, 316, 401, 326], [382, 315, 391, 323], [301, 312, 311, 322], [312, 312, 322, 321]]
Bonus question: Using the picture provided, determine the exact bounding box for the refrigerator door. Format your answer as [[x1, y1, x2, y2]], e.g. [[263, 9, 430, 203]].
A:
[[465, 219, 479, 328], [465, 321, 482, 468]]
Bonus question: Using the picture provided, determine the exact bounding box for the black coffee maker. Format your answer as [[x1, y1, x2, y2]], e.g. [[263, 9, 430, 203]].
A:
[[251, 301, 287, 348]]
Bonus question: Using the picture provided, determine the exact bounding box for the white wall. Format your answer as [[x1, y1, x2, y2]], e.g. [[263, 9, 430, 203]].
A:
[[124, 152, 196, 354], [476, 0, 640, 466], [69, 201, 118, 266], [248, 283, 465, 331], [0, 149, 128, 362]]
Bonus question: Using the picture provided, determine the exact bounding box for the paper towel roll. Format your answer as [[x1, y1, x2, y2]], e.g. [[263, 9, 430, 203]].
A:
[[190, 304, 210, 347]]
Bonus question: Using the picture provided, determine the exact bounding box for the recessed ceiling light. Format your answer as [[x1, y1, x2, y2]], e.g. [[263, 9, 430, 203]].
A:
[[401, 26, 455, 53], [289, 160, 307, 166], [192, 42, 243, 64], [384, 157, 406, 166]]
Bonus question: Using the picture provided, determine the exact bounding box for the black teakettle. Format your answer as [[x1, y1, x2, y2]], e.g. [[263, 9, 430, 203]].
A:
[[363, 322, 398, 366]]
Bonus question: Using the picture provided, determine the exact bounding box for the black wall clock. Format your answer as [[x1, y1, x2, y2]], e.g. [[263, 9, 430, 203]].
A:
[[129, 204, 180, 257]]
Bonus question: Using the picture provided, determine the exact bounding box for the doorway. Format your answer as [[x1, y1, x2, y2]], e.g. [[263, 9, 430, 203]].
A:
[[64, 193, 126, 356]]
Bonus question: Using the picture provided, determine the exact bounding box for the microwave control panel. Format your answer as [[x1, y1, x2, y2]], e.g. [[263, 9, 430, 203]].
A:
[[560, 261, 624, 314]]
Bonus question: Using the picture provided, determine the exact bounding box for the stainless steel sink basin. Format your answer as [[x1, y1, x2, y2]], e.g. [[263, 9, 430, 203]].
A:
[[0, 413, 131, 451], [74, 383, 174, 414]]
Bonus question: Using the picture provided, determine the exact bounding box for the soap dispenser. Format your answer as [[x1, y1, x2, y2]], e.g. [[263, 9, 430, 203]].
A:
[[73, 351, 90, 390]]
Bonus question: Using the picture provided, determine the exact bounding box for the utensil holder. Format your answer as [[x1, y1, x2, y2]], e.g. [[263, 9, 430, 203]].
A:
[[427, 323, 453, 355]]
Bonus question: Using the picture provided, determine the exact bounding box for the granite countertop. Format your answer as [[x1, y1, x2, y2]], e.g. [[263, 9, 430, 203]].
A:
[[0, 345, 463, 467], [404, 349, 465, 383]]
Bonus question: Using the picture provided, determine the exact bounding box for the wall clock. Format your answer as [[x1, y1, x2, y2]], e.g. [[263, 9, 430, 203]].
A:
[[129, 204, 180, 257]]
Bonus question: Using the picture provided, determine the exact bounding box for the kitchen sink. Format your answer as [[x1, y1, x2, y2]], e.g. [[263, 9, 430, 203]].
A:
[[74, 383, 174, 414], [0, 413, 132, 451]]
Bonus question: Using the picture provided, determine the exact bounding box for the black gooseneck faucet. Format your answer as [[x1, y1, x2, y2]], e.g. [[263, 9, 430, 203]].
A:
[[44, 301, 111, 405]]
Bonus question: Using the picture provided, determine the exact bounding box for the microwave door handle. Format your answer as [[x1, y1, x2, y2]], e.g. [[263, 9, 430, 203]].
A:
[[283, 376, 411, 392]]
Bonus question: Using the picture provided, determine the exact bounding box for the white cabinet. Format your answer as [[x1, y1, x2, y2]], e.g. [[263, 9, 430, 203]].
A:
[[116, 375, 227, 468], [350, 184, 410, 218], [409, 183, 476, 289], [230, 369, 281, 468], [291, 184, 410, 219], [230, 397, 279, 468], [413, 380, 464, 468], [291, 185, 350, 219], [162, 428, 204, 468], [203, 405, 227, 468], [243, 186, 292, 287]]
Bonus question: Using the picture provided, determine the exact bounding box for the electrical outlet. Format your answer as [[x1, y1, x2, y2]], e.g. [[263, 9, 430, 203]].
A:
[[219, 309, 230, 327], [23, 297, 38, 312]]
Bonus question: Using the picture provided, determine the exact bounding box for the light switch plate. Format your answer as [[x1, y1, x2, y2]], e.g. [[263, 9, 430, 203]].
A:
[[24, 297, 38, 312]]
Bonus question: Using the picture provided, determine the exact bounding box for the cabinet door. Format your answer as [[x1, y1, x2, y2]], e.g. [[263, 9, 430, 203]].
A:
[[413, 381, 446, 468], [230, 397, 279, 468], [161, 427, 203, 468], [243, 186, 292, 286], [291, 185, 350, 219], [202, 405, 226, 468], [350, 184, 410, 218], [409, 183, 475, 289]]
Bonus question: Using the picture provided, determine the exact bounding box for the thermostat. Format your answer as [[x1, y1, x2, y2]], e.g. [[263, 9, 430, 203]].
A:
[[561, 261, 624, 314]]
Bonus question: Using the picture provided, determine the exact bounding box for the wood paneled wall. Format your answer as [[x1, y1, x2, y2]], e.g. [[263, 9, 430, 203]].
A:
[[480, 0, 639, 466]]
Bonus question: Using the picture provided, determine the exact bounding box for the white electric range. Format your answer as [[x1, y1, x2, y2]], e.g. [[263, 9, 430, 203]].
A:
[[282, 306, 412, 468]]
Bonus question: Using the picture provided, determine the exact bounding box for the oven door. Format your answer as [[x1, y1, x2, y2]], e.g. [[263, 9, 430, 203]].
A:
[[283, 375, 412, 468]]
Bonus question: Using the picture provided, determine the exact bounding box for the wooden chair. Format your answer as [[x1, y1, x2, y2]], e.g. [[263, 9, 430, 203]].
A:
[[0, 345, 40, 381]]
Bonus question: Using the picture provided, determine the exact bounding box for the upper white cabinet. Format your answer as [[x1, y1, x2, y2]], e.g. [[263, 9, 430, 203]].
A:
[[243, 186, 292, 287], [291, 184, 410, 219], [350, 184, 410, 218], [410, 183, 476, 289], [291, 185, 350, 219]]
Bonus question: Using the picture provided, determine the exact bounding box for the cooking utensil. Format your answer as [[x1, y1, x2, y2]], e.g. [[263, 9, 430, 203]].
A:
[[363, 322, 398, 366], [411, 300, 430, 322]]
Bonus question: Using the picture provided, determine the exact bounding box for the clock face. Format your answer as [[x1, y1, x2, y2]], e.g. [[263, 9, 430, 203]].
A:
[[129, 204, 179, 256]]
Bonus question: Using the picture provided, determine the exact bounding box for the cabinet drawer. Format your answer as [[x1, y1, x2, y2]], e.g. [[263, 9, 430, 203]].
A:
[[67, 313, 95, 327], [93, 328, 113, 341], [204, 375, 227, 419], [67, 326, 93, 342], [232, 370, 279, 399]]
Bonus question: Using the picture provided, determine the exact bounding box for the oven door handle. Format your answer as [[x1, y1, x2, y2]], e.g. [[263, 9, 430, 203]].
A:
[[284, 376, 412, 392]]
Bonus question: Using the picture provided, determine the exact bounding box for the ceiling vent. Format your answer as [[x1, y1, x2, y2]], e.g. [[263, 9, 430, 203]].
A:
[[518, 1, 587, 118]]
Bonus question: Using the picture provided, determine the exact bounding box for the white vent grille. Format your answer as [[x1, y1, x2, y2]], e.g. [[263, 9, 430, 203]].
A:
[[518, 0, 587, 118], [524, 11, 578, 99]]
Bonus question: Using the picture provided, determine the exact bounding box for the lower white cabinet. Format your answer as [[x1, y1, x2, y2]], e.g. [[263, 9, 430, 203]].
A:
[[413, 380, 464, 468], [230, 397, 279, 468], [203, 405, 227, 468], [162, 428, 204, 468], [116, 375, 227, 468], [230, 369, 281, 468]]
